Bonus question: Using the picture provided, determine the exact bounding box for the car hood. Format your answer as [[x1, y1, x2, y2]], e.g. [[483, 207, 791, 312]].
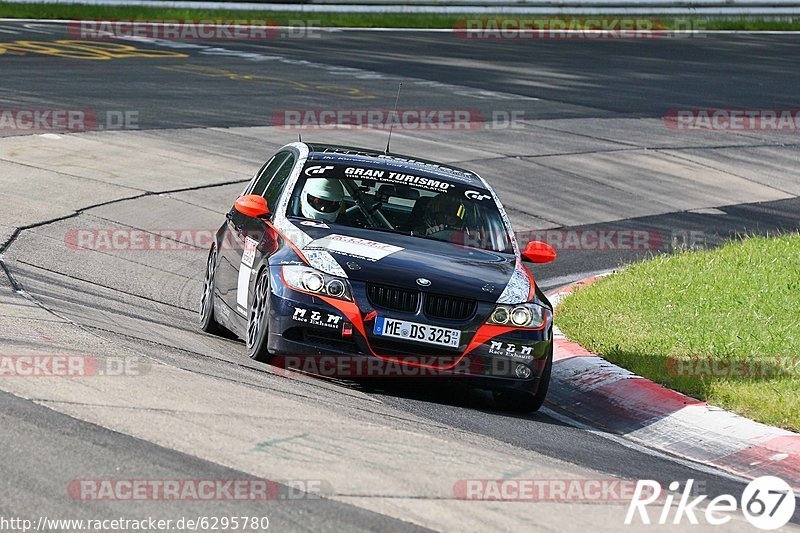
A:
[[295, 221, 517, 302]]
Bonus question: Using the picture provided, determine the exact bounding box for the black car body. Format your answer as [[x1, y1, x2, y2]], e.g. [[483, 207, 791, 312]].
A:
[[200, 142, 557, 411]]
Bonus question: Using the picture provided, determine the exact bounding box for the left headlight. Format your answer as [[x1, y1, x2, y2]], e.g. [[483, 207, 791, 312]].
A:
[[487, 303, 549, 329], [281, 265, 353, 301]]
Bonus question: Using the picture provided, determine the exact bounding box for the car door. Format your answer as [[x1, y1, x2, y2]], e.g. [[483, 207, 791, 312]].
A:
[[220, 150, 298, 331], [216, 151, 293, 320]]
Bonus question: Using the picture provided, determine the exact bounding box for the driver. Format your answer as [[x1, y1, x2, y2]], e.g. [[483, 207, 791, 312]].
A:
[[300, 178, 344, 223], [416, 193, 467, 237]]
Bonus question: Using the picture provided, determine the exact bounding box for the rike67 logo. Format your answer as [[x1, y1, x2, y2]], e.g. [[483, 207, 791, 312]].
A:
[[626, 477, 795, 529]]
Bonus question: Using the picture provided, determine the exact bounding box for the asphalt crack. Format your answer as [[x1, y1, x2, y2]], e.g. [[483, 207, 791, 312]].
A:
[[0, 177, 249, 293]]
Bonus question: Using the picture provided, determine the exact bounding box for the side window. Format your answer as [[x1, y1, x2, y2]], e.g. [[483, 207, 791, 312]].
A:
[[249, 151, 291, 197], [264, 154, 296, 211]]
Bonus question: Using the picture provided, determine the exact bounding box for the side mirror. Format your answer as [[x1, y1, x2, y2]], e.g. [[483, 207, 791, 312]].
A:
[[521, 240, 556, 264], [234, 194, 270, 218]]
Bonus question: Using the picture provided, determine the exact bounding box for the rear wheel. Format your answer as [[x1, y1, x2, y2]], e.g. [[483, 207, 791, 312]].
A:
[[493, 344, 553, 413], [246, 268, 273, 362], [199, 246, 223, 335]]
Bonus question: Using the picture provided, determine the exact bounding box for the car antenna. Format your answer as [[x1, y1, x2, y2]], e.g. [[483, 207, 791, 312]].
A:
[[384, 82, 402, 155], [298, 132, 302, 143]]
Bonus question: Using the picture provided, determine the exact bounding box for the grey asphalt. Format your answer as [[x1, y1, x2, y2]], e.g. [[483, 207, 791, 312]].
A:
[[1, 21, 799, 531], [0, 388, 428, 532], [0, 24, 799, 127]]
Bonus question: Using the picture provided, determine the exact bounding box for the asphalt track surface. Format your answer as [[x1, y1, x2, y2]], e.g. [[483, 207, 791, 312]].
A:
[[1, 21, 800, 531]]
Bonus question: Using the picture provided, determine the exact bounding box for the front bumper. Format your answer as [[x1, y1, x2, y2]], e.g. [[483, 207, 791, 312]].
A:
[[266, 267, 552, 392]]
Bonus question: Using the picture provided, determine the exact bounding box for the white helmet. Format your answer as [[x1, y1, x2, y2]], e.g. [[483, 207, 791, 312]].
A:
[[300, 178, 344, 222]]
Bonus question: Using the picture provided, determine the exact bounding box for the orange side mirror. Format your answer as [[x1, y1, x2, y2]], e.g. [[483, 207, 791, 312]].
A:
[[234, 195, 270, 218], [521, 240, 557, 264]]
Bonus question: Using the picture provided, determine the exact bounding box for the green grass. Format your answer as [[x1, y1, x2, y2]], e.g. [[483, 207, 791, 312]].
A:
[[556, 233, 800, 431], [1, 4, 800, 31], [0, 3, 461, 26]]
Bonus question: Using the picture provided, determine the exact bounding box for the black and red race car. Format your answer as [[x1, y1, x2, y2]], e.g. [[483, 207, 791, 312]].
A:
[[200, 142, 557, 411]]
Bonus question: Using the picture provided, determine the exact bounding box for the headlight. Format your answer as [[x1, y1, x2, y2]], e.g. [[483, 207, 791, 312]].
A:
[[487, 303, 549, 329], [491, 307, 509, 324], [282, 265, 353, 301], [326, 279, 346, 298], [510, 306, 532, 326], [302, 271, 324, 292]]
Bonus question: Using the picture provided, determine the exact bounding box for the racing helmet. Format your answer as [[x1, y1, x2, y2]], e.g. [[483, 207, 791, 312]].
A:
[[300, 178, 344, 222]]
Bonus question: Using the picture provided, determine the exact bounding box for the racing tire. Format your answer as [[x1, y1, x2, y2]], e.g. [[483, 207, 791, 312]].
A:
[[493, 343, 553, 413], [199, 245, 223, 335], [246, 268, 273, 363]]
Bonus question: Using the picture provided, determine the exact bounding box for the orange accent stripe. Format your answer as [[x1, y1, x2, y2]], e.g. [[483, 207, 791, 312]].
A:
[[523, 264, 536, 301]]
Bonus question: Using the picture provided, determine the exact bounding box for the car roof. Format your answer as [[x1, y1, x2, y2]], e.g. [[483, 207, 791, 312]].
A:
[[304, 143, 487, 189]]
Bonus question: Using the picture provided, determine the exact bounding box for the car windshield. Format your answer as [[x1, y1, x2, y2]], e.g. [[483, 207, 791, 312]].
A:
[[288, 163, 513, 253]]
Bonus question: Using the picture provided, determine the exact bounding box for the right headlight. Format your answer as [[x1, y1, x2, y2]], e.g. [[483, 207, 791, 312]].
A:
[[281, 265, 353, 301], [487, 303, 549, 329]]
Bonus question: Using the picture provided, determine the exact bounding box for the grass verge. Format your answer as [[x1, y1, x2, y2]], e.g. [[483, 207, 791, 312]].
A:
[[556, 233, 800, 431], [1, 4, 800, 30]]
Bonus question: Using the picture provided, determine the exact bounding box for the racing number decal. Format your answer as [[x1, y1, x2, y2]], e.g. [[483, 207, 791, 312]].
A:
[[242, 237, 257, 268], [237, 237, 258, 312]]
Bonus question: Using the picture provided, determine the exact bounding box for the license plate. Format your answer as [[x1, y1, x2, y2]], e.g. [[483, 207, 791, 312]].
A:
[[373, 317, 460, 348]]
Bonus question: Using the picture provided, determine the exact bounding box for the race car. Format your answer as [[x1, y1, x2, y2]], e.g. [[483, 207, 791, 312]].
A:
[[199, 142, 557, 411]]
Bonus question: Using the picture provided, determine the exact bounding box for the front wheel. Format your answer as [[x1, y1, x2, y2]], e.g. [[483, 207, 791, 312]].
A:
[[493, 344, 553, 413], [199, 245, 223, 335], [246, 268, 273, 362]]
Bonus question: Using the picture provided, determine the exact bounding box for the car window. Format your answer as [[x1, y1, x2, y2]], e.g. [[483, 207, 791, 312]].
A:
[[250, 151, 292, 197], [288, 162, 513, 253], [245, 156, 276, 195], [264, 154, 296, 211]]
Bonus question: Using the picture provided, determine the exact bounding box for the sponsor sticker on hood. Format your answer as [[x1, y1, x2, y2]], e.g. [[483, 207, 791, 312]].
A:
[[304, 234, 403, 262]]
